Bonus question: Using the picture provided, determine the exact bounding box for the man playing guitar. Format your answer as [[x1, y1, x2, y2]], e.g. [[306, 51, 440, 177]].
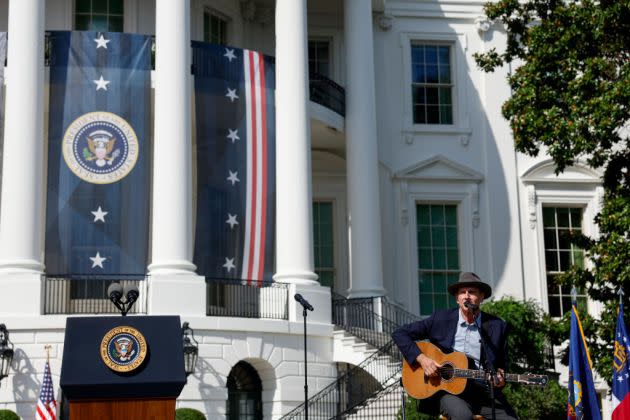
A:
[[392, 272, 519, 420]]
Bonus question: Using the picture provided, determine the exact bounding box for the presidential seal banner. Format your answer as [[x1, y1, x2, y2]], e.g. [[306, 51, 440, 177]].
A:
[[45, 31, 151, 277], [192, 42, 276, 285]]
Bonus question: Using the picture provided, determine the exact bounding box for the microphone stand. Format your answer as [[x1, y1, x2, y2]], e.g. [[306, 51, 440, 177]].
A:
[[475, 310, 497, 420], [302, 306, 308, 420]]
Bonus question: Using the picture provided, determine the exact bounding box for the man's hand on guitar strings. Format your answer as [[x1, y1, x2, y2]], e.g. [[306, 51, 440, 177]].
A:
[[487, 368, 506, 388], [417, 353, 442, 377]]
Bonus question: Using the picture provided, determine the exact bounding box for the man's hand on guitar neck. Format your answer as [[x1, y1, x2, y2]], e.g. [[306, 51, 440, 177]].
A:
[[493, 368, 506, 388], [416, 353, 441, 377]]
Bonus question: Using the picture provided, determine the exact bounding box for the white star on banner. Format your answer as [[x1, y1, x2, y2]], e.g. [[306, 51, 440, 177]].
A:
[[226, 214, 239, 229], [223, 257, 235, 273], [225, 88, 239, 102], [224, 48, 236, 62], [618, 375, 624, 382], [227, 129, 240, 143], [227, 171, 240, 185], [90, 252, 107, 269], [91, 206, 108, 223], [94, 34, 111, 49], [93, 75, 110, 91]]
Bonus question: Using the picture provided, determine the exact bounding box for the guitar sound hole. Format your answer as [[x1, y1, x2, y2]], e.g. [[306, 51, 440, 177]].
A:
[[440, 363, 454, 381]]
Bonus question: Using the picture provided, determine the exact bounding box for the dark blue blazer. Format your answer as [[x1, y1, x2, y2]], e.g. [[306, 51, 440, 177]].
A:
[[392, 307, 509, 371]]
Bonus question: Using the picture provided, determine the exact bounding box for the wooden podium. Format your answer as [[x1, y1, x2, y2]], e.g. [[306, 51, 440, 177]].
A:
[[60, 316, 186, 420]]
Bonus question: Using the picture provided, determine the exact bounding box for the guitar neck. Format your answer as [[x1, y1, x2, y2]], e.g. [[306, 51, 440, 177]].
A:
[[451, 368, 547, 386]]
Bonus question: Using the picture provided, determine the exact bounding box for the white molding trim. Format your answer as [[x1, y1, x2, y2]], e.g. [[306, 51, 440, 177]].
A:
[[394, 154, 484, 182]]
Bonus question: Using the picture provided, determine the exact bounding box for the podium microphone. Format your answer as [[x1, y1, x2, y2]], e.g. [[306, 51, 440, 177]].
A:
[[294, 294, 314, 311]]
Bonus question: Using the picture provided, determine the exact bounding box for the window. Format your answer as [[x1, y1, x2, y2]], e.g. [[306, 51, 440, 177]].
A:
[[75, 0, 124, 32], [227, 361, 263, 420], [204, 10, 227, 45], [542, 207, 587, 317], [308, 40, 331, 77], [411, 44, 453, 125], [417, 204, 459, 315], [313, 201, 335, 288]]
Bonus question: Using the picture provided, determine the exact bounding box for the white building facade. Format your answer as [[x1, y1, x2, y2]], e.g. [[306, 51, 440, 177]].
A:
[[0, 0, 611, 419]]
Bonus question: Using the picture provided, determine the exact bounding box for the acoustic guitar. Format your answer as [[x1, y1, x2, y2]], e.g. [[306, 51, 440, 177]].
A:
[[402, 342, 549, 399]]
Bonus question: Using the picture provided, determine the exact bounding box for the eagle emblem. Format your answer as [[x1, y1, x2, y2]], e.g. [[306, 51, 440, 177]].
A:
[[62, 112, 139, 184], [84, 130, 120, 167], [113, 336, 135, 361], [100, 326, 147, 373]]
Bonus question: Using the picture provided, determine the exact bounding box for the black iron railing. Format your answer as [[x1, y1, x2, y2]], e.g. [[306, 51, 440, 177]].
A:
[[44, 276, 147, 314], [339, 380, 404, 419], [309, 71, 346, 117], [206, 278, 289, 320], [332, 293, 422, 350], [281, 341, 402, 420]]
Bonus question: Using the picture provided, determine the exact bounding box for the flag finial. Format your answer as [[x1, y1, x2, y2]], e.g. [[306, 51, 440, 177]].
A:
[[44, 345, 51, 363], [571, 286, 578, 304], [618, 287, 625, 305]]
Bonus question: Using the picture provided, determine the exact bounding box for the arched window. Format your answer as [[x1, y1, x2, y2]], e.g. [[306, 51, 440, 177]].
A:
[[227, 361, 262, 420]]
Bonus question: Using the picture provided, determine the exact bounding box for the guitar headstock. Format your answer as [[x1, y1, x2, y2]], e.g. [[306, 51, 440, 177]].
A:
[[519, 373, 549, 387]]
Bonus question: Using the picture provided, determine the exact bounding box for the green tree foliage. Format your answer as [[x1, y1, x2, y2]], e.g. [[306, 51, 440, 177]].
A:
[[474, 0, 630, 384], [0, 410, 19, 420], [482, 298, 566, 419], [175, 407, 206, 420]]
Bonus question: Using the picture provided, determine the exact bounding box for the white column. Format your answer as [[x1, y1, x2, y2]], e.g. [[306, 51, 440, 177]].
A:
[[148, 0, 205, 315], [274, 0, 318, 287], [0, 0, 45, 315], [344, 0, 385, 298], [275, 0, 331, 325]]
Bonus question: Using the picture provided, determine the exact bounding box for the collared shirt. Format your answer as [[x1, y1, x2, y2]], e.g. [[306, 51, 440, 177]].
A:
[[453, 309, 481, 368]]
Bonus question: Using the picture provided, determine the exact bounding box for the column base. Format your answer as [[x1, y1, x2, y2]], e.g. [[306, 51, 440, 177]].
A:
[[0, 272, 42, 315], [147, 259, 197, 275], [273, 270, 319, 285], [0, 258, 43, 273], [288, 282, 331, 324], [148, 273, 206, 316]]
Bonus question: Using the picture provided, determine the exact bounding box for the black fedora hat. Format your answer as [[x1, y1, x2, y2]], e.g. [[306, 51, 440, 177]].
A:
[[447, 272, 492, 298]]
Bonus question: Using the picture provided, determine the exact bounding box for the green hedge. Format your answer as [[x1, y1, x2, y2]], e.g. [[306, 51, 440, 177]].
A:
[[175, 407, 206, 420], [0, 409, 19, 420]]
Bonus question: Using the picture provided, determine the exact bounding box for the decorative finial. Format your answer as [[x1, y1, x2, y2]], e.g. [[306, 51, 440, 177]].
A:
[[571, 286, 578, 304], [44, 345, 52, 363], [618, 287, 625, 305]]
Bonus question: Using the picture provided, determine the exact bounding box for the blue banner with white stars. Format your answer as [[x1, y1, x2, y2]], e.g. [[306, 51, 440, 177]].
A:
[[45, 31, 151, 277], [192, 42, 276, 285]]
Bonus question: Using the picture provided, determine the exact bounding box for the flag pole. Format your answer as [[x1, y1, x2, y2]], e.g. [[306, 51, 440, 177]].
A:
[[44, 345, 51, 363]]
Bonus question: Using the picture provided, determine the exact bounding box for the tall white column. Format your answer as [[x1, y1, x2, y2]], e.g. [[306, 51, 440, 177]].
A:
[[0, 0, 45, 315], [275, 0, 331, 326], [149, 0, 205, 315], [344, 0, 385, 298], [274, 0, 318, 287], [0, 0, 45, 273], [150, 0, 195, 274]]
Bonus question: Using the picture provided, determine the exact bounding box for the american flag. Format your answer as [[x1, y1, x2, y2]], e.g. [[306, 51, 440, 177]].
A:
[[36, 361, 57, 420], [612, 302, 630, 420], [192, 42, 276, 285]]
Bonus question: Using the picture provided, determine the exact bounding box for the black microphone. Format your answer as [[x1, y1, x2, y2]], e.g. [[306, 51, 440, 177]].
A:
[[464, 301, 479, 311], [107, 282, 123, 302], [294, 294, 314, 311]]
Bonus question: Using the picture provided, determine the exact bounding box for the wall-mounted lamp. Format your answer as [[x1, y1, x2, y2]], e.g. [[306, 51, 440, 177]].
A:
[[182, 322, 199, 377], [0, 324, 14, 386]]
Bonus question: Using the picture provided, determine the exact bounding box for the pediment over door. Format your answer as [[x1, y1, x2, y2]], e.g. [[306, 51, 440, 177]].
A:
[[521, 160, 602, 184], [394, 155, 483, 182]]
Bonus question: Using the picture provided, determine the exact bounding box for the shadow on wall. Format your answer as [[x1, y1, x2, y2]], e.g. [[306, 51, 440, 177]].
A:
[[10, 349, 39, 419], [193, 356, 228, 418]]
